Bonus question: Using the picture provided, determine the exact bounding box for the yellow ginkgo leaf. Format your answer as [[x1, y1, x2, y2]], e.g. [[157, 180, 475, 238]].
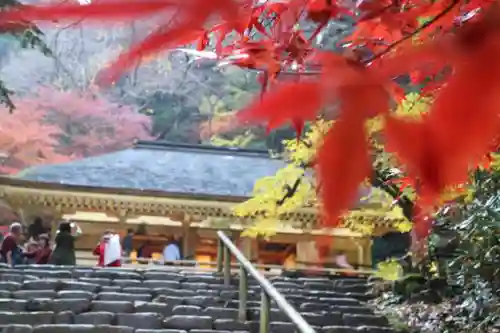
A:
[[387, 204, 407, 219], [210, 133, 255, 148], [343, 217, 374, 235], [365, 116, 384, 135], [242, 218, 280, 238], [374, 259, 403, 281], [395, 220, 413, 233], [356, 223, 374, 235], [282, 120, 333, 166], [463, 188, 475, 203], [394, 92, 432, 120], [490, 153, 500, 171]]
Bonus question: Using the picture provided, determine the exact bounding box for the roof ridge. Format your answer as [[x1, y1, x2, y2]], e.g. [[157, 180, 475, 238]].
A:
[[134, 140, 274, 158]]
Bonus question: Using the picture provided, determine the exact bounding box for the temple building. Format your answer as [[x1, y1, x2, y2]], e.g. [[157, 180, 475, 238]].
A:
[[0, 141, 405, 268]]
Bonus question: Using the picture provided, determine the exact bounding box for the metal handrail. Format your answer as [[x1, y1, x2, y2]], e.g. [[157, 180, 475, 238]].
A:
[[215, 231, 316, 333]]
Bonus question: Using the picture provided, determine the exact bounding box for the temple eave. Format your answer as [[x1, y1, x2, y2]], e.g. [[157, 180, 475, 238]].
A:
[[0, 177, 316, 224], [0, 177, 406, 233]]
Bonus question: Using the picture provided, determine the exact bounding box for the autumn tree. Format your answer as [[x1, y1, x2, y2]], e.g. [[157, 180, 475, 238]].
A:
[[0, 99, 66, 174], [197, 66, 300, 150], [0, 85, 153, 174], [2, 19, 224, 146], [33, 86, 153, 157]]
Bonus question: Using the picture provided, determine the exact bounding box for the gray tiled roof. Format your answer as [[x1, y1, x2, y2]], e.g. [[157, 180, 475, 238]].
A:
[[17, 141, 286, 197]]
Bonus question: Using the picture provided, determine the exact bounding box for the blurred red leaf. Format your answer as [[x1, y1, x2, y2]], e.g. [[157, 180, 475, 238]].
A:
[[0, 0, 174, 22], [317, 113, 371, 227], [237, 81, 323, 136]]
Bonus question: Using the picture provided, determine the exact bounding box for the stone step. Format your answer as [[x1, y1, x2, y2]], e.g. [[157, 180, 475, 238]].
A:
[[1, 325, 398, 333], [0, 309, 390, 328], [0, 282, 374, 299], [0, 265, 386, 333], [0, 324, 398, 333], [0, 281, 372, 299]]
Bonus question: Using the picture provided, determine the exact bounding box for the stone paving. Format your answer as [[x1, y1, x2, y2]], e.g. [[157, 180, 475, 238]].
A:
[[0, 263, 395, 333]]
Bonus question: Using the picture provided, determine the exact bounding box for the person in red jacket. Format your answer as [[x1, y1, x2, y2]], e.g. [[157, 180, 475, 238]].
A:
[[93, 231, 122, 267]]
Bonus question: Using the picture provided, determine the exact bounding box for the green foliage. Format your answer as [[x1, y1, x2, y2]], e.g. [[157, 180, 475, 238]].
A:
[[202, 67, 298, 150], [210, 131, 256, 147], [384, 169, 500, 331], [139, 92, 200, 143], [445, 170, 500, 289]]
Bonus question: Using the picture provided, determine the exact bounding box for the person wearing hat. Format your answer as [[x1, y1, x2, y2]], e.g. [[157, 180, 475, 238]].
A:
[[0, 222, 24, 266]]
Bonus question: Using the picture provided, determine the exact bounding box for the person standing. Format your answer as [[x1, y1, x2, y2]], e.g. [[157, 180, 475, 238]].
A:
[[48, 221, 81, 266], [93, 231, 122, 267], [162, 236, 181, 264], [0, 223, 24, 266], [28, 217, 48, 241], [23, 241, 40, 264], [24, 234, 52, 265], [122, 228, 134, 257]]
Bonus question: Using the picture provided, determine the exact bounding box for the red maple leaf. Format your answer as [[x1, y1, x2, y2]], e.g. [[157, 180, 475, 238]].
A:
[[0, 0, 247, 83], [385, 23, 500, 204], [237, 80, 323, 135]]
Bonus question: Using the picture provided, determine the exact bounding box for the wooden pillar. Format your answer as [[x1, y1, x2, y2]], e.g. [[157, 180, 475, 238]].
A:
[[181, 215, 197, 259], [240, 236, 253, 259], [117, 210, 128, 230], [350, 237, 365, 267], [367, 238, 373, 268], [182, 222, 189, 259], [296, 240, 319, 267], [17, 208, 27, 240], [252, 238, 259, 263], [17, 208, 26, 225]]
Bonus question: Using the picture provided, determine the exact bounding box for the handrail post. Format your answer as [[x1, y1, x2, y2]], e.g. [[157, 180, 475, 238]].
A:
[[238, 265, 248, 322], [217, 231, 316, 333], [223, 243, 231, 285], [216, 238, 223, 273], [259, 290, 270, 333]]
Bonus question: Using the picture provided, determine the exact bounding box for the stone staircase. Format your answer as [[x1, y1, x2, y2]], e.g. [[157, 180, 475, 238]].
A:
[[0, 264, 395, 333]]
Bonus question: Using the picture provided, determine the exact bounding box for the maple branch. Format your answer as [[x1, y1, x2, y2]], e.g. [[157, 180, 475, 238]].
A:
[[274, 167, 414, 224], [245, 0, 460, 78], [277, 177, 302, 206], [364, 0, 461, 62], [371, 168, 414, 221], [276, 137, 317, 207], [359, 3, 394, 21], [52, 19, 83, 88]]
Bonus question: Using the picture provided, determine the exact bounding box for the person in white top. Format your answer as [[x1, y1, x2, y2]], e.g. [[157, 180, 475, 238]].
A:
[[93, 231, 122, 267], [163, 236, 180, 263]]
